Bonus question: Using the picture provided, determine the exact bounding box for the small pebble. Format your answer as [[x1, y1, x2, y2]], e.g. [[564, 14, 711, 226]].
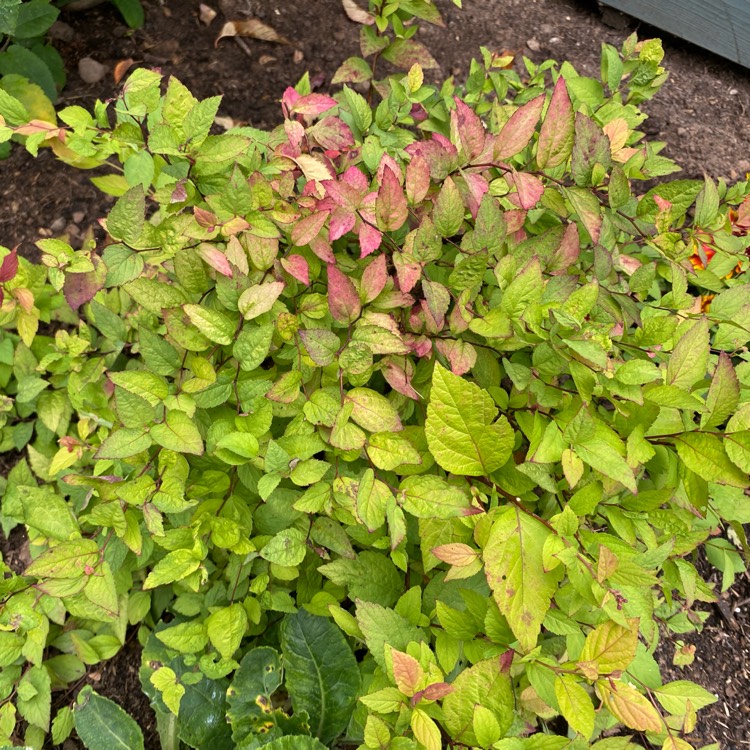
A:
[[50, 217, 66, 233], [48, 20, 76, 42], [79, 57, 107, 84], [549, 36, 561, 44], [72, 211, 85, 224], [526, 38, 540, 51]]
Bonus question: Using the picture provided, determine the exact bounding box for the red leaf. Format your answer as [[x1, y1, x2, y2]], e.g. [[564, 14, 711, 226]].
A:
[[376, 166, 408, 232], [420, 682, 454, 701], [458, 173, 489, 219], [537, 76, 574, 169], [406, 154, 430, 205], [508, 170, 544, 210], [291, 210, 329, 246], [376, 155, 402, 186], [280, 254, 310, 285], [435, 339, 477, 376], [0, 248, 18, 283], [194, 206, 219, 229], [451, 97, 486, 161], [494, 94, 545, 161], [360, 254, 387, 303], [309, 236, 336, 263], [327, 264, 361, 324]]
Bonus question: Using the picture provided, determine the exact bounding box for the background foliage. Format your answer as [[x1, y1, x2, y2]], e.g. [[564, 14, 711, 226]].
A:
[[1, 0, 749, 748]]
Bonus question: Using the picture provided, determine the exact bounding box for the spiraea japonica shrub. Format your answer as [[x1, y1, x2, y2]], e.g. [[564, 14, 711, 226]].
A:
[[1, 10, 749, 750]]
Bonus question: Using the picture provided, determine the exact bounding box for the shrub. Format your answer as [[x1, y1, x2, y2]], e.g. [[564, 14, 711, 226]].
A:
[[1, 16, 750, 750]]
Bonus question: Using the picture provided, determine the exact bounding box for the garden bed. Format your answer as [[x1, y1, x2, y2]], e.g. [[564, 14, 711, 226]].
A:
[[1, 1, 749, 748]]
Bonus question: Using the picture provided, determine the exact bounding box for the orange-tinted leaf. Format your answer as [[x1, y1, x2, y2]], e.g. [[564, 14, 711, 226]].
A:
[[494, 94, 544, 161], [215, 18, 290, 47], [537, 76, 574, 169]]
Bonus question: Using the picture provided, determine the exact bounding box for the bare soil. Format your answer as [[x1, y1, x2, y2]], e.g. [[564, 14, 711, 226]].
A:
[[1, 0, 749, 747]]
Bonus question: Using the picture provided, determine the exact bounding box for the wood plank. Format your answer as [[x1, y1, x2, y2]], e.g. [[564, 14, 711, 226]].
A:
[[601, 0, 750, 67]]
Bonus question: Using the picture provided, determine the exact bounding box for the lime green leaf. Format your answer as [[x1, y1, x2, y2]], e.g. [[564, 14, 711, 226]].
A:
[[345, 387, 402, 432], [356, 601, 426, 670], [150, 411, 204, 455], [24, 539, 98, 579], [95, 429, 152, 460], [183, 304, 236, 345], [598, 679, 663, 733], [554, 675, 595, 739], [155, 621, 209, 654], [143, 549, 202, 589], [666, 318, 709, 390], [425, 363, 513, 476], [442, 659, 513, 747], [702, 352, 739, 429], [106, 185, 145, 244], [206, 603, 247, 660], [399, 475, 475, 519], [483, 506, 557, 652], [675, 432, 748, 487], [653, 680, 717, 715], [579, 620, 638, 675]]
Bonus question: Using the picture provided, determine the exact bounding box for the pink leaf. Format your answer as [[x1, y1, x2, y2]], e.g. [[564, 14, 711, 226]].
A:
[[309, 116, 355, 151], [281, 86, 300, 114], [508, 170, 544, 210], [358, 222, 382, 258], [292, 93, 338, 118], [376, 155, 402, 185], [435, 339, 477, 376], [291, 210, 329, 246], [341, 166, 370, 191], [451, 97, 485, 161], [460, 173, 489, 219], [493, 94, 545, 161], [280, 254, 310, 285], [549, 222, 580, 275], [329, 207, 356, 241], [327, 264, 361, 324], [198, 245, 234, 277], [361, 254, 388, 303], [284, 119, 306, 154], [393, 252, 422, 294], [376, 165, 408, 232], [537, 76, 574, 169], [406, 154, 430, 205], [383, 357, 421, 400], [0, 248, 19, 283], [309, 236, 336, 264], [406, 137, 458, 181]]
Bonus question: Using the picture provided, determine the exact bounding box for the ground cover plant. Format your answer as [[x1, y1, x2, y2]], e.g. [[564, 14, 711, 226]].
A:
[[1, 0, 750, 747]]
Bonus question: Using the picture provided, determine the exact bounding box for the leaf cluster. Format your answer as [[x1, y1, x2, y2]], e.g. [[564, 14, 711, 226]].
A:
[[0, 6, 749, 750]]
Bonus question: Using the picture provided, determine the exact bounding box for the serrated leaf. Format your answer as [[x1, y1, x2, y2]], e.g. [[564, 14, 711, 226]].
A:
[[598, 679, 662, 732], [433, 176, 464, 237], [376, 165, 408, 232], [106, 185, 145, 244], [494, 95, 544, 160], [675, 432, 747, 487], [654, 680, 717, 715], [579, 620, 638, 675], [150, 411, 204, 456], [667, 318, 709, 390], [206, 603, 247, 659], [702, 352, 739, 429], [426, 363, 513, 476], [95, 429, 152, 460], [555, 675, 595, 739], [356, 601, 426, 670], [537, 76, 574, 169], [484, 506, 557, 652], [183, 304, 235, 345], [399, 475, 475, 519]]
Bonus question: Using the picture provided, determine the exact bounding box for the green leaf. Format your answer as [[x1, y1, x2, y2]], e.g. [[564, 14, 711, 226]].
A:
[[95, 428, 152, 459], [675, 432, 748, 487], [74, 686, 144, 750], [156, 621, 209, 655], [150, 411, 204, 455], [483, 506, 558, 652], [280, 610, 360, 744], [579, 620, 638, 675], [425, 363, 514, 476], [17, 664, 51, 731], [106, 185, 145, 244], [574, 423, 637, 493], [238, 281, 285, 320], [263, 738, 327, 750], [653, 680, 718, 715], [143, 549, 202, 589], [25, 539, 99, 579], [13, 0, 58, 38], [666, 318, 709, 390], [355, 601, 426, 670], [442, 659, 513, 747], [367, 432, 422, 471], [183, 304, 236, 345], [554, 675, 595, 739], [400, 475, 475, 519], [235, 323, 274, 371], [502, 258, 543, 319], [206, 603, 247, 659], [702, 352, 739, 429], [319, 551, 403, 607], [0, 45, 57, 100], [260, 528, 307, 566], [345, 387, 402, 432], [433, 176, 464, 237]]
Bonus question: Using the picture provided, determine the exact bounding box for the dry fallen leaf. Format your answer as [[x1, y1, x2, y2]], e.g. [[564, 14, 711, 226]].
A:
[[113, 58, 134, 85], [215, 18, 291, 47], [199, 3, 217, 25], [214, 116, 239, 130], [259, 55, 276, 65], [342, 0, 374, 25], [293, 49, 304, 64]]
